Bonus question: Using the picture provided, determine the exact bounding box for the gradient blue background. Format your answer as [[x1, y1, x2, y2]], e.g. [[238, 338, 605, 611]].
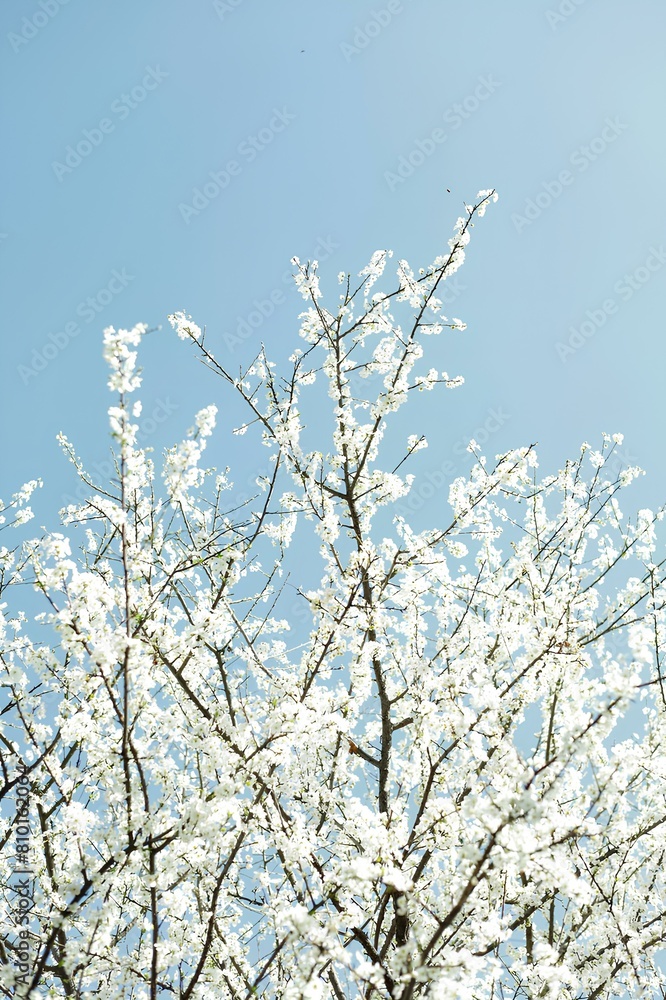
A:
[[2, 0, 665, 535]]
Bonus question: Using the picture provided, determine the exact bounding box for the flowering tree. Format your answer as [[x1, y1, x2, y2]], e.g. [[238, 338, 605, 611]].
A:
[[2, 190, 666, 999]]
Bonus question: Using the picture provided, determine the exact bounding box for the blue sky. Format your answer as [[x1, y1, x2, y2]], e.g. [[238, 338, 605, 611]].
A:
[[2, 0, 665, 534]]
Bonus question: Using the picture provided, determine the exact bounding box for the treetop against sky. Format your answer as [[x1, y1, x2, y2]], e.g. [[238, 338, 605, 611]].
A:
[[2, 191, 666, 998]]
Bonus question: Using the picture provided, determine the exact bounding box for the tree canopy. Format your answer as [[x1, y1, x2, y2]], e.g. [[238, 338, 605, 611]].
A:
[[2, 191, 666, 999]]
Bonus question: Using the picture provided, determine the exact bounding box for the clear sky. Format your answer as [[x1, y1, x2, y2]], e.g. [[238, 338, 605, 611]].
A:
[[2, 0, 665, 537]]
